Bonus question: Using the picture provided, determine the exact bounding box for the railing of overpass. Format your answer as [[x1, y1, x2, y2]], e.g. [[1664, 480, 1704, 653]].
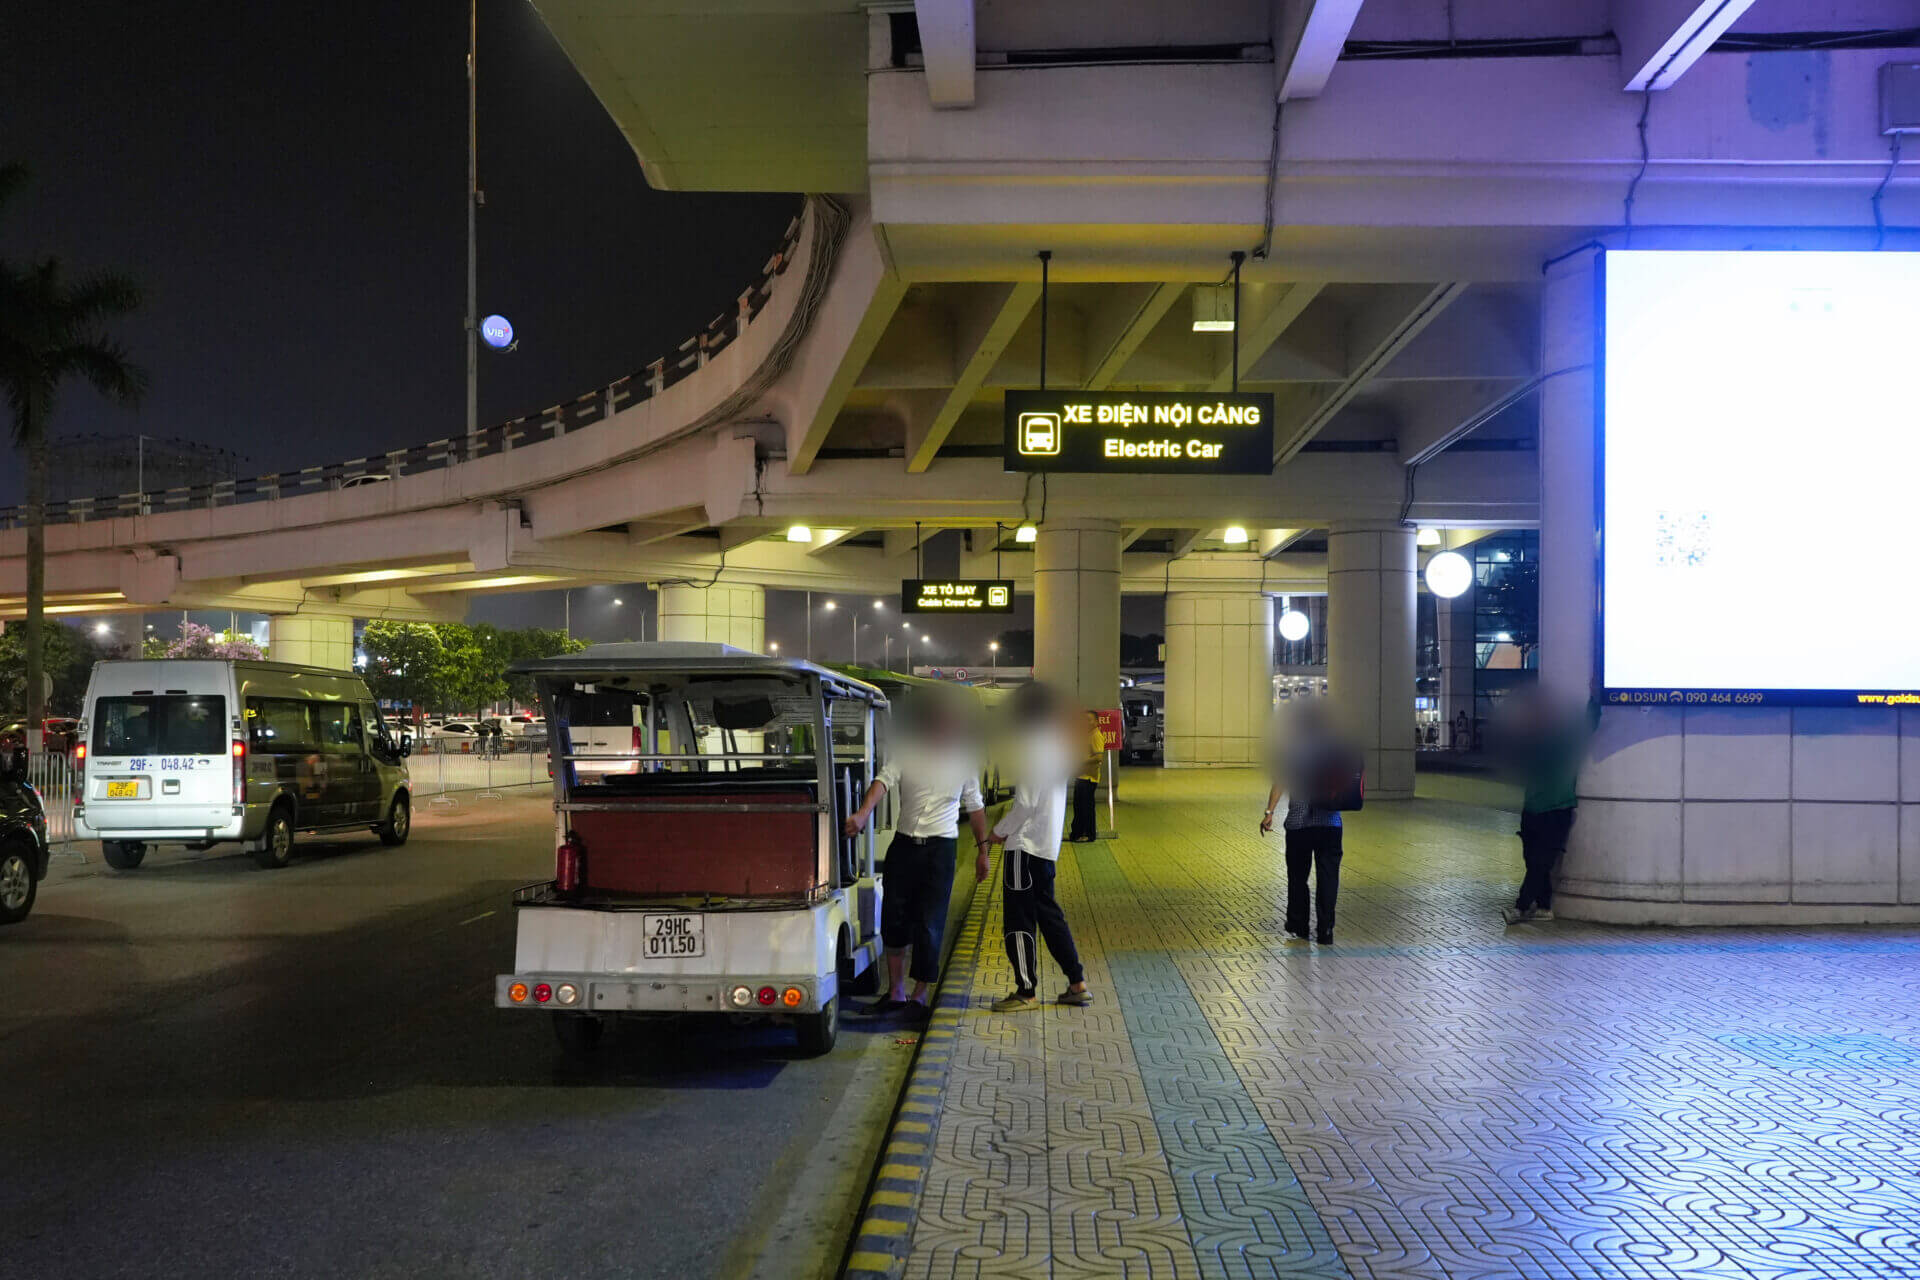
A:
[[0, 207, 809, 530]]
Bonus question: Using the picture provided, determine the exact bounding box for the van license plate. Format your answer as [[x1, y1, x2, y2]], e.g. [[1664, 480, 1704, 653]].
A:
[[106, 780, 139, 798], [643, 913, 705, 958]]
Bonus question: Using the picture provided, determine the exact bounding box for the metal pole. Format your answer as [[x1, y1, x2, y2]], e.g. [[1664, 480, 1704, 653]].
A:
[[564, 589, 570, 638], [464, 0, 479, 456], [1230, 250, 1244, 392], [1037, 251, 1051, 391], [806, 591, 812, 661]]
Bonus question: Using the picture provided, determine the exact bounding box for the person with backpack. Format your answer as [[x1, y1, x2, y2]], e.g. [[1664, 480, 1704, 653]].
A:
[[1260, 702, 1359, 946]]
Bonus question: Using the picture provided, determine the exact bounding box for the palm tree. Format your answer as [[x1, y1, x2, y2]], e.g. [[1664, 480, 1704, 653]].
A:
[[0, 162, 147, 737]]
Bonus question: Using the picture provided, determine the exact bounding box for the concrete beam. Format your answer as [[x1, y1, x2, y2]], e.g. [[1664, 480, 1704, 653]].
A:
[[914, 0, 976, 109], [1207, 282, 1323, 392], [775, 210, 906, 474], [1615, 0, 1756, 92], [804, 526, 866, 555], [903, 281, 1039, 471], [1258, 528, 1310, 557], [1085, 283, 1186, 389], [628, 506, 712, 547], [1394, 378, 1536, 467], [1119, 527, 1151, 551], [1272, 282, 1467, 464], [1274, 0, 1368, 101], [1167, 528, 1205, 558]]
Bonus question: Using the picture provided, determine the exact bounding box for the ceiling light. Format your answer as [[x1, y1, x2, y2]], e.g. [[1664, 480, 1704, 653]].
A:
[[1191, 284, 1236, 332], [1416, 527, 1441, 547], [1278, 610, 1310, 642], [1223, 525, 1249, 544], [786, 525, 812, 543], [1014, 524, 1037, 543]]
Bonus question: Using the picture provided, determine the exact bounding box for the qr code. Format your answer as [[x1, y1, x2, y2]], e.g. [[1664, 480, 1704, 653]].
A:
[[1653, 509, 1711, 568]]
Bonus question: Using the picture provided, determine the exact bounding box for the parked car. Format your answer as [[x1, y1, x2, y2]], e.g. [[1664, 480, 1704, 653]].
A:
[[431, 721, 481, 743], [75, 659, 413, 870], [41, 717, 80, 754], [2, 744, 53, 924], [501, 714, 539, 738]]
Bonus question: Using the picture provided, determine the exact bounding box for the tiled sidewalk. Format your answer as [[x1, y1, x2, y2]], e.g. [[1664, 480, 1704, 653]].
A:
[[894, 768, 1920, 1280]]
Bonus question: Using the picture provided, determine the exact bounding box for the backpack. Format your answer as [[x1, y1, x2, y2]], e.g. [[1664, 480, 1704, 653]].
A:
[[1310, 746, 1365, 812]]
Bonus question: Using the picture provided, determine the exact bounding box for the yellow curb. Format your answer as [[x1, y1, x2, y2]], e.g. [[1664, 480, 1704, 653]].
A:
[[859, 1215, 911, 1238], [847, 1251, 895, 1271], [878, 1163, 923, 1182], [869, 1189, 916, 1208]]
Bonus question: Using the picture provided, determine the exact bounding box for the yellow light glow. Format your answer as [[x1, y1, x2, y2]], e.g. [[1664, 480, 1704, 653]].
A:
[[786, 525, 812, 542], [1014, 524, 1037, 543], [1223, 526, 1249, 544], [1417, 528, 1442, 547]]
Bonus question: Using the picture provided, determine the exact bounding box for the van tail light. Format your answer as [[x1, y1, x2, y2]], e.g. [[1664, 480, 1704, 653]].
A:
[[73, 742, 87, 804], [232, 739, 247, 805], [630, 726, 643, 774], [556, 831, 586, 894]]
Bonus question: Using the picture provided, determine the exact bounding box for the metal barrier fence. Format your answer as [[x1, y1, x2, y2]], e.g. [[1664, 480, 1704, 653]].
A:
[[0, 204, 810, 530], [407, 736, 550, 804], [28, 751, 76, 846]]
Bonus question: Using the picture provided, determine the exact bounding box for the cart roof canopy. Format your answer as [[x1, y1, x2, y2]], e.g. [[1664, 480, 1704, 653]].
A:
[[510, 642, 886, 704]]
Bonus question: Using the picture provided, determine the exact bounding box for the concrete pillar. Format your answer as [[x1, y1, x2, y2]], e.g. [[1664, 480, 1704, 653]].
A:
[[1164, 592, 1274, 766], [267, 615, 354, 670], [1436, 586, 1475, 747], [1327, 521, 1416, 800], [1033, 518, 1121, 712], [1539, 248, 1919, 924], [657, 583, 764, 651]]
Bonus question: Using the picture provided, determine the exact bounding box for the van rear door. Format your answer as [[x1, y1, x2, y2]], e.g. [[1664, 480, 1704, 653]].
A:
[[86, 694, 231, 832]]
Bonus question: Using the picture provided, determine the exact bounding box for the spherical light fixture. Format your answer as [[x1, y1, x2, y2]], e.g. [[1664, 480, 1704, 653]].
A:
[[1278, 609, 1310, 642], [1014, 524, 1037, 543], [1416, 527, 1441, 548], [1424, 550, 1473, 599], [785, 525, 812, 543], [1223, 525, 1249, 544]]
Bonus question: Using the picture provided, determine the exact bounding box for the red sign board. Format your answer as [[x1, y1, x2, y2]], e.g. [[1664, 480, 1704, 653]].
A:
[[1093, 708, 1123, 752]]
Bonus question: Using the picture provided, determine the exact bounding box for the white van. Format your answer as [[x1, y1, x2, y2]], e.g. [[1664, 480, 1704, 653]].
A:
[[75, 659, 414, 870]]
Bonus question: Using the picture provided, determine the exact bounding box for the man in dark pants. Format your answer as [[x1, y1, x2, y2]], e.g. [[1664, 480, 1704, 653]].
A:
[[985, 682, 1090, 1011], [1260, 703, 1346, 945], [1503, 695, 1600, 924], [1069, 712, 1103, 842], [844, 695, 990, 1017]]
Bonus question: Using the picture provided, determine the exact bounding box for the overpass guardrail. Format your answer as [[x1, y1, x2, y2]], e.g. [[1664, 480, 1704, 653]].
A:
[[1, 205, 809, 530]]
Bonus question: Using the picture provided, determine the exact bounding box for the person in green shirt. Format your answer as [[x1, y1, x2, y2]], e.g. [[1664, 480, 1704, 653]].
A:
[[1503, 693, 1600, 925]]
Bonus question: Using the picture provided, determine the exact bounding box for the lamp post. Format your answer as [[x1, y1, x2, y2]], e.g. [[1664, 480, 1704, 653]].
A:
[[988, 639, 1000, 668]]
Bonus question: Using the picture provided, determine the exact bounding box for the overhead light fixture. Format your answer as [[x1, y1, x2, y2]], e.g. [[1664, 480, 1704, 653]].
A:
[[1278, 609, 1311, 642], [1425, 550, 1473, 599], [1416, 527, 1441, 547], [1223, 525, 1249, 544], [1014, 524, 1037, 543], [1191, 284, 1236, 332], [786, 525, 812, 543]]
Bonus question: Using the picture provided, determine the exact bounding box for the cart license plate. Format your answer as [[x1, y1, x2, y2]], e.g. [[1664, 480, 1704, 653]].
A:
[[643, 913, 705, 958], [106, 780, 139, 798]]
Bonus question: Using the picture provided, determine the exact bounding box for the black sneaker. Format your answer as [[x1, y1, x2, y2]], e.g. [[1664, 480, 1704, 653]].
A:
[[860, 997, 907, 1016], [1315, 932, 1334, 945]]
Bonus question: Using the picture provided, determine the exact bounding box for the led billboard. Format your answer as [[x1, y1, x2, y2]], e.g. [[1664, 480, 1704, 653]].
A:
[[1600, 249, 1920, 707]]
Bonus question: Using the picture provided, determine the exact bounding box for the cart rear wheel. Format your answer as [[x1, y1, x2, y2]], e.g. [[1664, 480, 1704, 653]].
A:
[[552, 1013, 606, 1059], [795, 995, 837, 1056]]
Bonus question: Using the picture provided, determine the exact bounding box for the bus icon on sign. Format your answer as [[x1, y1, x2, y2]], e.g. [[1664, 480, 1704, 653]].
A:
[[1018, 412, 1060, 455], [987, 586, 1010, 608]]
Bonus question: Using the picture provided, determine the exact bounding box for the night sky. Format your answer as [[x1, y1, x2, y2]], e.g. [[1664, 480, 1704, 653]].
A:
[[6, 2, 1169, 651], [2, 0, 794, 500]]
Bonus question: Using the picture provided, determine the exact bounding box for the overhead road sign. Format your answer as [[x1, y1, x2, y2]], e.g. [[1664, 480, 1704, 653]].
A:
[[1004, 390, 1274, 474], [902, 579, 1015, 615]]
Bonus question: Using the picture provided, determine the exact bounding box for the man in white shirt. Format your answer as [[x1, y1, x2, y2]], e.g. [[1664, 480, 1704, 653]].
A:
[[982, 682, 1090, 1012], [844, 696, 991, 1018]]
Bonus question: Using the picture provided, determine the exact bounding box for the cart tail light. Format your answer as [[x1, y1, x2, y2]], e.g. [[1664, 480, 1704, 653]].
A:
[[756, 986, 777, 1006], [556, 831, 585, 894], [231, 739, 247, 805]]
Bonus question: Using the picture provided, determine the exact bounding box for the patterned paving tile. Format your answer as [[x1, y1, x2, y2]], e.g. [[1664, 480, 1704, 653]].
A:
[[892, 769, 1920, 1280]]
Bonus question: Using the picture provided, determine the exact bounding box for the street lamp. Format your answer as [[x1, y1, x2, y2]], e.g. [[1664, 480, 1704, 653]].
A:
[[988, 639, 1000, 666], [769, 641, 780, 654]]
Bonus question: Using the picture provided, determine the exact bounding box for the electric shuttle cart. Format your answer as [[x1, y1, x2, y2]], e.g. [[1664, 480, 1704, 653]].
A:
[[495, 643, 887, 1056]]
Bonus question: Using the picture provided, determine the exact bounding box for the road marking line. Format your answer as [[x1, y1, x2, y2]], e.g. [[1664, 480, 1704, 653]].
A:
[[458, 910, 496, 926]]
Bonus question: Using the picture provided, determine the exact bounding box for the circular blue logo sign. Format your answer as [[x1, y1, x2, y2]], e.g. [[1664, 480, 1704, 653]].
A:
[[480, 314, 514, 349]]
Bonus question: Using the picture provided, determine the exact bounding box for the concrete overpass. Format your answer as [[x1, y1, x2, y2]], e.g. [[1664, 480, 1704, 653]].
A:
[[6, 0, 1917, 918]]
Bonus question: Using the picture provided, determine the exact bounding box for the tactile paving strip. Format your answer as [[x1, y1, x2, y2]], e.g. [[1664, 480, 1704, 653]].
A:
[[880, 769, 1920, 1280]]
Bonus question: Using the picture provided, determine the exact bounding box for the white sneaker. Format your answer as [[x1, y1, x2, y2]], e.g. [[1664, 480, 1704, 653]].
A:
[[1533, 908, 1554, 922], [1500, 907, 1524, 925]]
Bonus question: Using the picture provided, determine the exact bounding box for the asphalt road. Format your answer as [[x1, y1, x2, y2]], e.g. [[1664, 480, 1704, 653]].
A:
[[0, 790, 974, 1280]]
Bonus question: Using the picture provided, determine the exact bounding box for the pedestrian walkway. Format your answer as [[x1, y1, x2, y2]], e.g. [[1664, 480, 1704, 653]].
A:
[[869, 768, 1920, 1280]]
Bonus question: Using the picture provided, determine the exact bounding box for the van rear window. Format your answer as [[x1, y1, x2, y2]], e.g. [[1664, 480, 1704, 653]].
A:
[[92, 696, 227, 756]]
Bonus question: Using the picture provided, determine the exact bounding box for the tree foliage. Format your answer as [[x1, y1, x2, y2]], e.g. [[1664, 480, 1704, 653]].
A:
[[160, 621, 264, 660], [0, 618, 109, 714], [359, 621, 444, 709]]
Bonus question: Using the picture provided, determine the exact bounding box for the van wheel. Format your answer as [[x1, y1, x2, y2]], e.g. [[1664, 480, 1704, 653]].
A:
[[101, 840, 146, 871], [796, 995, 838, 1056], [552, 1013, 606, 1059], [0, 845, 36, 925], [252, 807, 295, 869], [378, 794, 411, 847]]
